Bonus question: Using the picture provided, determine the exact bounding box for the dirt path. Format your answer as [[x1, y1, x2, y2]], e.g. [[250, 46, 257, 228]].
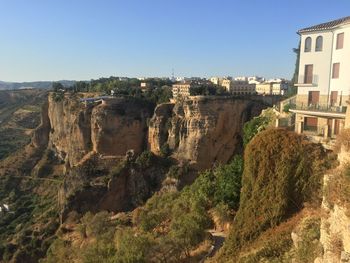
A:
[[201, 230, 226, 262]]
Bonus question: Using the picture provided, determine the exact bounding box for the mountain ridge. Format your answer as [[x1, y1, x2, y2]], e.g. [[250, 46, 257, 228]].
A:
[[0, 80, 76, 90]]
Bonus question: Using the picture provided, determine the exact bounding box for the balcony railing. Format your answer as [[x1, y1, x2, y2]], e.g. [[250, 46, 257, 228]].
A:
[[304, 125, 318, 132], [295, 75, 319, 86], [290, 103, 347, 114], [303, 125, 325, 136]]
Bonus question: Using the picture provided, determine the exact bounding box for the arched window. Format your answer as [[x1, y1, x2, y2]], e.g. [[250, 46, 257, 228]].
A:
[[315, 36, 323, 51], [304, 37, 312, 52]]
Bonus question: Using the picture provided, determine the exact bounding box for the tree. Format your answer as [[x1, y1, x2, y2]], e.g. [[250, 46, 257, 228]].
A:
[[243, 115, 270, 146], [170, 213, 207, 257], [214, 155, 243, 210], [52, 82, 64, 92], [291, 41, 301, 86]]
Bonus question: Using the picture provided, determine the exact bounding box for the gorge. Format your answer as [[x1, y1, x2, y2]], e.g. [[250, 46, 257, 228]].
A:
[[1, 90, 350, 263]]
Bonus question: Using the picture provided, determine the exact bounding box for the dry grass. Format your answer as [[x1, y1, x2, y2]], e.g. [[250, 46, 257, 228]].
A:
[[324, 167, 350, 215], [328, 232, 343, 260], [334, 128, 350, 153]]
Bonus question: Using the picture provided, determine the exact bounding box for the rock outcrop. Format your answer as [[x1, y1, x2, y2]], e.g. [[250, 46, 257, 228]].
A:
[[47, 94, 153, 167], [149, 96, 267, 170], [91, 98, 152, 156], [44, 94, 272, 220], [317, 143, 350, 263], [47, 94, 93, 166], [32, 100, 51, 149]]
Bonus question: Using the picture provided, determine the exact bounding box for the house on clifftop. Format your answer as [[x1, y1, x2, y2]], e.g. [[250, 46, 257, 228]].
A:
[[290, 16, 350, 143]]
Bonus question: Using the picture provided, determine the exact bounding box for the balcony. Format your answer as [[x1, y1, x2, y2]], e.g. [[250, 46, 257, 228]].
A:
[[303, 125, 326, 137], [289, 103, 347, 118], [294, 75, 318, 86]]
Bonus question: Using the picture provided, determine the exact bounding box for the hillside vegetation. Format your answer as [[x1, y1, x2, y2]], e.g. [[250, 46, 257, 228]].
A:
[[43, 126, 333, 263], [215, 129, 331, 262], [43, 155, 244, 262]]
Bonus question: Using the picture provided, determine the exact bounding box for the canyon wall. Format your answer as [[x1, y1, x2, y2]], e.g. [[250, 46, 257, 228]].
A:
[[149, 96, 267, 170], [42, 93, 268, 219], [47, 94, 153, 167]]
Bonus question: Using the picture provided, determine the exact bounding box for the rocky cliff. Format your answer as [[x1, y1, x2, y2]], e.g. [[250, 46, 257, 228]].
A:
[[47, 94, 153, 167], [317, 141, 350, 263], [43, 94, 270, 220], [149, 96, 267, 170]]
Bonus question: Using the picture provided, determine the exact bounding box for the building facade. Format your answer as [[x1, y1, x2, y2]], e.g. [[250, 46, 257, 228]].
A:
[[291, 16, 350, 140], [272, 82, 289, 95], [221, 79, 256, 95], [256, 83, 272, 95], [172, 83, 192, 100], [256, 81, 288, 95]]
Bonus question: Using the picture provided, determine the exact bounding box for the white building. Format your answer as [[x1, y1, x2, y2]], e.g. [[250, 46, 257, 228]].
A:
[[222, 79, 256, 95], [172, 82, 192, 100], [248, 76, 265, 84], [234, 76, 248, 82], [272, 82, 289, 95], [291, 16, 350, 140]]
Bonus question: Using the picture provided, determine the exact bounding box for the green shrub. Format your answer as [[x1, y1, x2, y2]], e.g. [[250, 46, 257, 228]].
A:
[[136, 192, 179, 231], [160, 143, 171, 158], [114, 228, 153, 263], [51, 92, 64, 102], [294, 217, 322, 262], [170, 213, 207, 256], [80, 211, 114, 240], [213, 155, 243, 210], [135, 151, 154, 169], [109, 161, 127, 178], [81, 239, 116, 263], [212, 203, 233, 225]]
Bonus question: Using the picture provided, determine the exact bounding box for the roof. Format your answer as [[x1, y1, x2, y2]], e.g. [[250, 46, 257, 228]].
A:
[[298, 16, 350, 34], [172, 82, 192, 86]]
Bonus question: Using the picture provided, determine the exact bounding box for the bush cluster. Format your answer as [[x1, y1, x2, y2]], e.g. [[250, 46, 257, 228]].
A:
[[222, 129, 329, 258]]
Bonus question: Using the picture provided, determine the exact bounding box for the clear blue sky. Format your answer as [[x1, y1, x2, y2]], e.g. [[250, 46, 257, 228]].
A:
[[1, 0, 350, 82]]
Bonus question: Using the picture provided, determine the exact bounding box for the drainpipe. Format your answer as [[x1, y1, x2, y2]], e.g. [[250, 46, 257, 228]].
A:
[[327, 31, 335, 109]]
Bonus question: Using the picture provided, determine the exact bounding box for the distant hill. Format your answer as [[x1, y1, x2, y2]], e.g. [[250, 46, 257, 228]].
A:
[[0, 80, 75, 90]]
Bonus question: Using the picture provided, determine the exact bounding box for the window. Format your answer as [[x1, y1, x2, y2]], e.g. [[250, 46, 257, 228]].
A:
[[304, 64, 313, 84], [308, 91, 320, 106], [330, 91, 338, 106], [315, 36, 323, 51], [332, 63, 340, 79], [304, 117, 318, 132], [336, 33, 344, 49], [304, 37, 312, 52]]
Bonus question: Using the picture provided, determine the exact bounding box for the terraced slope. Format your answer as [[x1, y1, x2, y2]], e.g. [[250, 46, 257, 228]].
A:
[[0, 89, 47, 160]]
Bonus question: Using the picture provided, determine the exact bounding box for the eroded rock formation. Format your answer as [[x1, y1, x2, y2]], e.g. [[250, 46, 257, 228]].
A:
[[47, 94, 152, 167], [41, 94, 269, 220], [149, 96, 267, 170]]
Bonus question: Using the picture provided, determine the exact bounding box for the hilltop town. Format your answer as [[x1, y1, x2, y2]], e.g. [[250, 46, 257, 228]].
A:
[[0, 14, 350, 263]]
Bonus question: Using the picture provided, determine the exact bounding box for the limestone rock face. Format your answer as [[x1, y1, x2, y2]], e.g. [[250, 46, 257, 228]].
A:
[[148, 103, 174, 154], [91, 99, 152, 156], [47, 94, 152, 167], [46, 93, 269, 220], [48, 94, 93, 166], [149, 96, 267, 170], [32, 100, 51, 149]]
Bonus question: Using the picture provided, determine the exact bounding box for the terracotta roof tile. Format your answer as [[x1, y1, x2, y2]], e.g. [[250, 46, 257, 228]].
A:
[[298, 16, 350, 33]]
